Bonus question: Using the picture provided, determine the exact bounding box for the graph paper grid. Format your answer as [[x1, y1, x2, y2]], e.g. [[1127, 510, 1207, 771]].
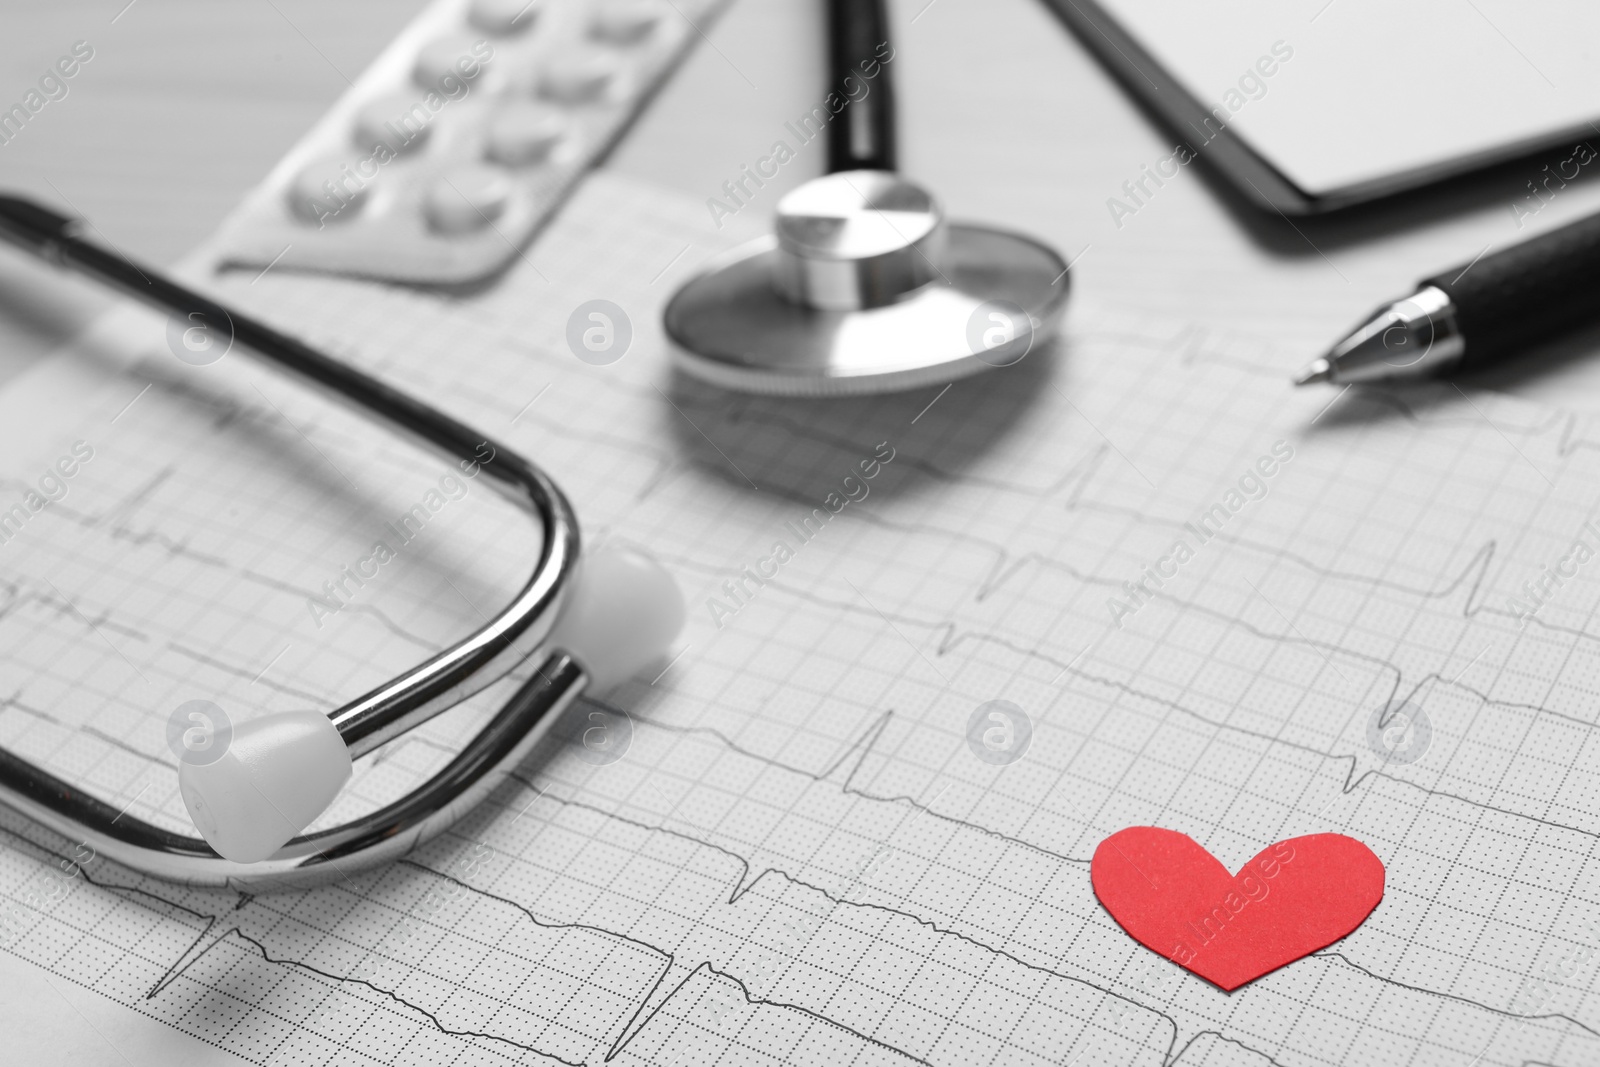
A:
[[1, 171, 1600, 1066]]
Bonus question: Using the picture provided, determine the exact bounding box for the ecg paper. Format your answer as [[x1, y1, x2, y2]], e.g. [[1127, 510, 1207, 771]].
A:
[[5, 169, 1600, 1067]]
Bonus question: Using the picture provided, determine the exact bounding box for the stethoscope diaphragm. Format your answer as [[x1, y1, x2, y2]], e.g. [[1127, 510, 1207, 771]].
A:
[[666, 170, 1070, 397]]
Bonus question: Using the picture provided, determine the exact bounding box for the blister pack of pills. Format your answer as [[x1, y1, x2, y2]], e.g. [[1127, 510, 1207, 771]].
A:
[[211, 0, 725, 285]]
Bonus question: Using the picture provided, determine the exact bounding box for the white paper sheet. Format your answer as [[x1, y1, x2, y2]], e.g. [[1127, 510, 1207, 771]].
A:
[[3, 166, 1600, 1065]]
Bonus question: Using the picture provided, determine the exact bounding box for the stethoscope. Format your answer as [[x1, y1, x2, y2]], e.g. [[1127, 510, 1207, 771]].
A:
[[666, 0, 1072, 395], [0, 0, 1068, 889], [0, 195, 686, 889]]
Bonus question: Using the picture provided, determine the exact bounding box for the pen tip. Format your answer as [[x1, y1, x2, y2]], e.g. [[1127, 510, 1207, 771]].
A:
[[1293, 358, 1332, 387]]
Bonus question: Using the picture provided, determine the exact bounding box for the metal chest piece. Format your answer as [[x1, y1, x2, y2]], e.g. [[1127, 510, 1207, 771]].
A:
[[665, 170, 1071, 396]]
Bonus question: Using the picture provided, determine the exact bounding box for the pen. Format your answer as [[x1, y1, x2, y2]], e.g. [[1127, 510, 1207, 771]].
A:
[[1294, 207, 1600, 386]]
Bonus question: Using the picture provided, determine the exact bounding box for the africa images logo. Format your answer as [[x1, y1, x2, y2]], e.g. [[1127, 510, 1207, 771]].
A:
[[0, 40, 94, 148]]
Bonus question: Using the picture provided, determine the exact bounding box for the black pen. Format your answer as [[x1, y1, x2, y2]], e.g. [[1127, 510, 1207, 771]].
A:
[[1295, 207, 1600, 386]]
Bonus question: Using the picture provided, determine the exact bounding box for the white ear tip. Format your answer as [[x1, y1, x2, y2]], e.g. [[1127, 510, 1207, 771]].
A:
[[178, 710, 352, 863], [550, 543, 686, 692]]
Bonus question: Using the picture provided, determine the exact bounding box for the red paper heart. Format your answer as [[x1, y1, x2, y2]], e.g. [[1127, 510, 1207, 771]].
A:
[[1091, 827, 1384, 991]]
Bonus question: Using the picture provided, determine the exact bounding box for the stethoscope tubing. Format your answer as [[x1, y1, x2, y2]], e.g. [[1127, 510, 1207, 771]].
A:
[[827, 0, 896, 173]]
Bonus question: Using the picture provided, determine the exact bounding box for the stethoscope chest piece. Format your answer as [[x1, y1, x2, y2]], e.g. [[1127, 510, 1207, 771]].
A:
[[666, 170, 1070, 397]]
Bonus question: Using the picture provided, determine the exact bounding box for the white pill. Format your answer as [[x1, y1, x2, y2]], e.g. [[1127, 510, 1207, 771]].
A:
[[178, 710, 352, 864], [485, 101, 567, 165], [538, 51, 619, 104], [288, 154, 372, 225], [546, 543, 686, 692], [352, 92, 434, 155], [414, 33, 493, 89], [469, 0, 542, 35], [590, 0, 662, 43], [424, 164, 515, 234]]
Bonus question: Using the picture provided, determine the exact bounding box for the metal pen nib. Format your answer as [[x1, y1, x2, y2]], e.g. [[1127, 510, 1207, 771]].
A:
[[1292, 284, 1465, 387], [1293, 358, 1332, 386]]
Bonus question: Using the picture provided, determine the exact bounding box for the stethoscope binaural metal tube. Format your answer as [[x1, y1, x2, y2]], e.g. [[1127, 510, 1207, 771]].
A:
[[0, 194, 587, 888], [0, 196, 579, 759]]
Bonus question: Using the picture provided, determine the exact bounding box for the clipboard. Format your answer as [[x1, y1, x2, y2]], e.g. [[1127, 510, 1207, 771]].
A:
[[1045, 0, 1600, 213]]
